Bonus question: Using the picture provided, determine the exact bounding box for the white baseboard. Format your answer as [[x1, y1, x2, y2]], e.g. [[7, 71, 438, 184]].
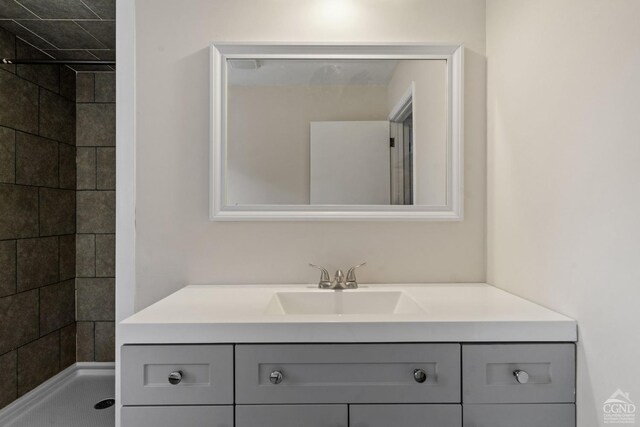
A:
[[0, 362, 115, 425]]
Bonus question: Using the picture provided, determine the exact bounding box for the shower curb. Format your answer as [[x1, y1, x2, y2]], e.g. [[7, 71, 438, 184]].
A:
[[0, 362, 115, 425]]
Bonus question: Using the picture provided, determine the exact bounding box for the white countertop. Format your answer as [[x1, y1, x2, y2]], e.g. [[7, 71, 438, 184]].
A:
[[119, 283, 577, 343]]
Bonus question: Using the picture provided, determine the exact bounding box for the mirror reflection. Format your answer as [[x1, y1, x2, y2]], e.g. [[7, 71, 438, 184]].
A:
[[225, 59, 447, 206]]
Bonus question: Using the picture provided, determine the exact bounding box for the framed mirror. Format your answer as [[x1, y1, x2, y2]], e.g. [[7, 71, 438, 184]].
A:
[[210, 43, 463, 221]]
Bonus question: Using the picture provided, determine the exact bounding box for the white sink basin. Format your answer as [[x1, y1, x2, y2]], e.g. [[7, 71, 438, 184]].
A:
[[264, 290, 425, 315]]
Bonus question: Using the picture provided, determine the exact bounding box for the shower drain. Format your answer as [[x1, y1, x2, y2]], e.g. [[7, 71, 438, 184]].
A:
[[94, 399, 115, 410]]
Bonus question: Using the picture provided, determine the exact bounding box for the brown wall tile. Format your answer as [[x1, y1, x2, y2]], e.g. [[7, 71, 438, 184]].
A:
[[94, 322, 115, 362], [15, 132, 59, 187], [0, 126, 15, 183], [17, 332, 60, 396], [76, 234, 95, 277], [0, 183, 38, 240], [0, 33, 85, 410], [39, 280, 75, 336], [76, 278, 114, 321], [75, 73, 94, 103], [76, 103, 115, 146], [15, 40, 60, 94], [58, 143, 76, 189], [58, 234, 75, 281], [0, 27, 16, 74], [17, 237, 59, 291], [0, 240, 16, 297], [94, 73, 115, 103], [0, 351, 17, 408], [76, 147, 96, 189], [0, 290, 39, 354], [95, 234, 115, 277], [39, 89, 75, 144], [59, 66, 76, 102], [39, 188, 75, 236], [77, 191, 115, 233], [96, 147, 115, 190], [0, 71, 39, 133], [60, 323, 76, 369], [76, 321, 94, 362]]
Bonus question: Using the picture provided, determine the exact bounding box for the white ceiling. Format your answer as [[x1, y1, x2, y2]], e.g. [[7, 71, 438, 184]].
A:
[[228, 59, 400, 86]]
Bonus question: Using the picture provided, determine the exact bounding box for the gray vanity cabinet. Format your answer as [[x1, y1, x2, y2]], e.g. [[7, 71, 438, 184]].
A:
[[462, 344, 576, 427], [236, 405, 348, 427], [462, 404, 576, 427], [462, 344, 575, 404], [121, 406, 234, 427], [235, 344, 460, 404], [350, 404, 462, 427], [120, 343, 576, 427], [121, 344, 234, 406]]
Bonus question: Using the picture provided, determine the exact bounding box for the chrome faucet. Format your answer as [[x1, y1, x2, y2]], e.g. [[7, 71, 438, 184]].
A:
[[309, 263, 366, 290], [308, 264, 331, 288], [345, 262, 366, 288]]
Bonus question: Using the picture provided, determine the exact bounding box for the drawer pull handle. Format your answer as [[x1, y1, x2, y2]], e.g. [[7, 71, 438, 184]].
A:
[[413, 369, 427, 383], [269, 370, 284, 385], [168, 371, 183, 385], [513, 369, 529, 384]]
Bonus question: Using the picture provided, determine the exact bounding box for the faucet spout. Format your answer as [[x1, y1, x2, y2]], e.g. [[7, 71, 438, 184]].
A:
[[310, 263, 366, 290], [332, 269, 346, 289]]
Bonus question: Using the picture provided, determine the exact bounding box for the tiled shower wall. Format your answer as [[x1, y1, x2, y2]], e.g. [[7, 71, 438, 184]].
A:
[[0, 27, 77, 408], [75, 71, 116, 362], [0, 26, 116, 409]]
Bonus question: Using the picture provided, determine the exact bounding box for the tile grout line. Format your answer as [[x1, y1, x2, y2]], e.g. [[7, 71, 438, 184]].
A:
[[13, 238, 17, 296], [13, 128, 17, 193], [2, 124, 76, 148], [1, 181, 112, 191], [6, 19, 116, 22], [93, 233, 97, 279], [12, 0, 43, 20], [0, 233, 76, 242], [56, 140, 60, 188], [92, 321, 95, 362], [10, 20, 58, 50], [78, 0, 103, 20], [58, 325, 62, 369], [71, 20, 109, 50]]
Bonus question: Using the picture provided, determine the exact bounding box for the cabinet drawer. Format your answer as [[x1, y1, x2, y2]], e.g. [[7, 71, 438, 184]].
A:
[[235, 344, 460, 404], [350, 404, 461, 427], [462, 344, 575, 404], [463, 404, 575, 427], [121, 345, 233, 405], [121, 405, 233, 427], [236, 405, 348, 427]]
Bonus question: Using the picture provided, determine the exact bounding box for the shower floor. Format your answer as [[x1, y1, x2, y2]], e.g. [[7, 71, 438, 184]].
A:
[[2, 365, 115, 427]]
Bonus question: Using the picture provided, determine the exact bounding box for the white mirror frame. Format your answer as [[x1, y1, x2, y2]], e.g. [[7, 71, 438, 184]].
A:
[[210, 43, 464, 221]]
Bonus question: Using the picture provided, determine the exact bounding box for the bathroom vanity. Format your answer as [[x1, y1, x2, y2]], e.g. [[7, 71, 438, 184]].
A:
[[118, 284, 577, 427]]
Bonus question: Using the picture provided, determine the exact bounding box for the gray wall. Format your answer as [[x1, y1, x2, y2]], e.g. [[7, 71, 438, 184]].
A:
[[0, 27, 76, 408], [133, 0, 486, 311], [486, 1, 640, 424], [75, 71, 116, 362]]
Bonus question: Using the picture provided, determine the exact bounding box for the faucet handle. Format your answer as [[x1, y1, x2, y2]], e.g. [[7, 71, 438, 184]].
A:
[[309, 264, 332, 288], [345, 262, 367, 288]]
